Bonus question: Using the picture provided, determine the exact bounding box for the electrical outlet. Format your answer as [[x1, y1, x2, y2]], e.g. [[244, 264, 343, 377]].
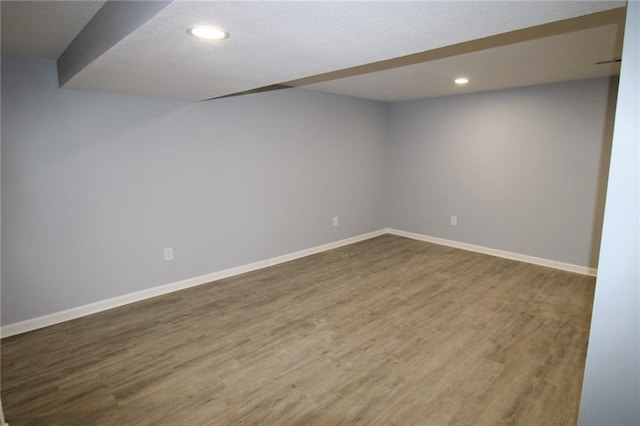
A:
[[333, 216, 340, 227], [450, 216, 458, 226], [164, 247, 174, 261]]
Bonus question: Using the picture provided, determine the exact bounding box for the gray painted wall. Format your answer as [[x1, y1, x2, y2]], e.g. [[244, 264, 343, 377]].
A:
[[1, 55, 389, 324], [388, 78, 617, 268], [1, 55, 618, 328], [579, 2, 640, 424]]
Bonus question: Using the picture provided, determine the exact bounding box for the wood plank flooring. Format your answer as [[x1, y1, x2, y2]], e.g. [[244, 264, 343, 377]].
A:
[[1, 235, 595, 425]]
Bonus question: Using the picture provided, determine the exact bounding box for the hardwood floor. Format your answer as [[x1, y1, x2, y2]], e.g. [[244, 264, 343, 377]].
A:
[[1, 235, 595, 425]]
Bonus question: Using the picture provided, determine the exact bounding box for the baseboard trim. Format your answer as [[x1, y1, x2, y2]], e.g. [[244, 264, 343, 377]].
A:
[[1, 229, 387, 338], [2, 228, 595, 337], [386, 228, 597, 277]]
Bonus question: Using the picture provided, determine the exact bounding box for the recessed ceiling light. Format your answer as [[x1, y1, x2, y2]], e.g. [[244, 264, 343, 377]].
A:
[[454, 77, 469, 85], [187, 26, 229, 40]]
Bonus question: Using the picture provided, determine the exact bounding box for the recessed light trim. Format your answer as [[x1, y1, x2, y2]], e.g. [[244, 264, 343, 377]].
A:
[[187, 26, 229, 40], [454, 77, 469, 85]]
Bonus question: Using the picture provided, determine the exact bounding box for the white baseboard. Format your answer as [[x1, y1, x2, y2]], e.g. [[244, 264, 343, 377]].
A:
[[386, 228, 597, 277], [1, 228, 595, 338], [0, 229, 387, 338]]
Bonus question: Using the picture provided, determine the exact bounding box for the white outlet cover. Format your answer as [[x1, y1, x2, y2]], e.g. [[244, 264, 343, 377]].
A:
[[164, 247, 173, 261]]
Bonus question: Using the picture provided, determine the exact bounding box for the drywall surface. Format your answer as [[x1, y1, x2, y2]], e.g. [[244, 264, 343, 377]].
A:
[[1, 55, 388, 325], [388, 78, 617, 268], [1, 55, 618, 328], [579, 2, 640, 424]]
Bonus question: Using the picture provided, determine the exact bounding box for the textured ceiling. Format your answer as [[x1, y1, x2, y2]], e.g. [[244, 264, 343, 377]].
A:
[[303, 20, 624, 102], [0, 0, 105, 59], [0, 1, 627, 102]]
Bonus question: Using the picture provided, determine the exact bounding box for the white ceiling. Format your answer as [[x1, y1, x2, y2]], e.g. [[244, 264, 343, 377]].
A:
[[0, 0, 105, 60], [0, 1, 626, 102], [304, 22, 623, 102]]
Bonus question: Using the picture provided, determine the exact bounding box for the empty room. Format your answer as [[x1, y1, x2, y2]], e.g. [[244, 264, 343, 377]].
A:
[[1, 1, 638, 425]]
